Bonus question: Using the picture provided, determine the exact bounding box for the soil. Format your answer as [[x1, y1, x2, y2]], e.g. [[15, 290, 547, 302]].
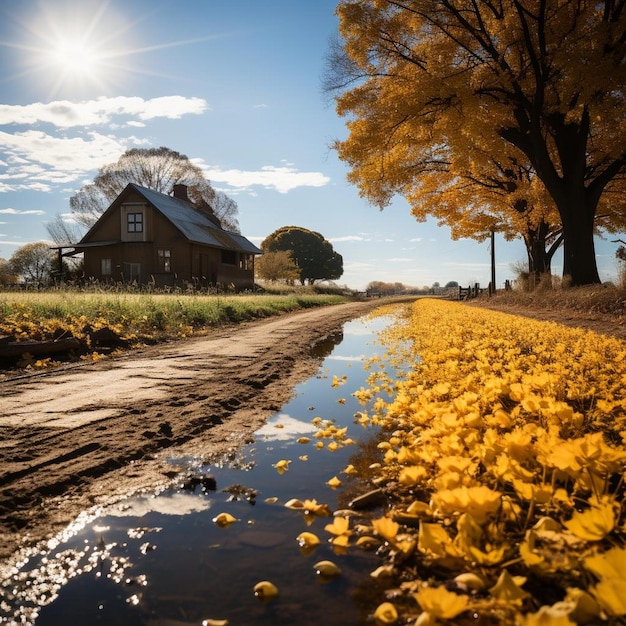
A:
[[0, 297, 623, 576], [0, 300, 390, 572]]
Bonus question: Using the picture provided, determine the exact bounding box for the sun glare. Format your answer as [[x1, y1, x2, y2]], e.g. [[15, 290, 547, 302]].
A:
[[50, 39, 100, 78]]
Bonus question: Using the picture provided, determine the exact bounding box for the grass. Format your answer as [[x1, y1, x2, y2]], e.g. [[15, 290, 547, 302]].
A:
[[0, 290, 351, 347], [480, 283, 626, 317]]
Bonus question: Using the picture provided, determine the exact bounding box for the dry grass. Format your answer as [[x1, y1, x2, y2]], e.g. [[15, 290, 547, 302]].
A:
[[481, 284, 626, 317]]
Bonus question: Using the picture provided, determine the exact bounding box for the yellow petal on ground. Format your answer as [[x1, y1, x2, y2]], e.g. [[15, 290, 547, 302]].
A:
[[584, 546, 626, 580], [274, 423, 284, 428], [418, 522, 453, 558], [212, 513, 237, 528], [518, 606, 576, 626], [373, 602, 398, 624], [253, 581, 278, 602], [563, 500, 615, 541], [488, 570, 529, 604], [592, 579, 626, 616], [372, 516, 400, 542], [413, 585, 469, 619]]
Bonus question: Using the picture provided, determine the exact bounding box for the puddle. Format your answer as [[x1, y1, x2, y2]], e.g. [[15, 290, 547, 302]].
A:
[[0, 311, 401, 625]]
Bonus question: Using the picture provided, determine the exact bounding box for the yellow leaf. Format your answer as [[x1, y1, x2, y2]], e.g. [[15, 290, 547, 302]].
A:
[[314, 560, 341, 578], [372, 516, 399, 542], [272, 459, 291, 475], [592, 579, 626, 616], [343, 464, 358, 475], [413, 585, 469, 619], [325, 515, 351, 537], [373, 602, 398, 624], [296, 531, 320, 549], [488, 570, 528, 604], [418, 522, 453, 558], [253, 580, 278, 602], [326, 475, 342, 489], [563, 500, 615, 541], [518, 605, 576, 625], [584, 546, 626, 580], [212, 512, 237, 528], [297, 437, 311, 444]]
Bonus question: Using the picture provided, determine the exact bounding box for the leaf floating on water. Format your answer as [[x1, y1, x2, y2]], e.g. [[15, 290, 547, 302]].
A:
[[296, 531, 320, 555], [202, 620, 229, 626], [297, 437, 311, 444], [343, 464, 357, 475], [373, 602, 398, 624], [253, 580, 279, 603], [314, 560, 342, 579], [284, 498, 305, 510], [326, 475, 342, 489], [264, 497, 279, 504], [272, 459, 291, 475], [212, 513, 238, 528]]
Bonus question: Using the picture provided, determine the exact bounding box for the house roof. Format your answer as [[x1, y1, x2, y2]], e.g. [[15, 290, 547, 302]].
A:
[[77, 183, 262, 255]]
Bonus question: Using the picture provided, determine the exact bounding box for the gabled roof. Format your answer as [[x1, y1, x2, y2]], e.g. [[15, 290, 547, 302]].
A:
[[78, 183, 261, 254]]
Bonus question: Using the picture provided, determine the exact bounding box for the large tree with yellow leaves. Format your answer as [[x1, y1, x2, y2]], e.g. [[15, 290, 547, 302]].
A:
[[331, 1, 626, 286]]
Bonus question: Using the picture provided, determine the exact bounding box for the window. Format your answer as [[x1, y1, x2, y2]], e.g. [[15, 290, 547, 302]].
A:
[[239, 254, 253, 270], [158, 249, 171, 272], [123, 262, 141, 282], [127, 212, 143, 233], [101, 258, 112, 276], [221, 250, 237, 265]]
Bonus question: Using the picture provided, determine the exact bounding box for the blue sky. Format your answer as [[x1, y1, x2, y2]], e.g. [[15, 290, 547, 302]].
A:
[[0, 0, 621, 290]]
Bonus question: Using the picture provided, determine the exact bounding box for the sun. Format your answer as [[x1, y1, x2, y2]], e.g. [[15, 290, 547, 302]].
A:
[[50, 38, 101, 79]]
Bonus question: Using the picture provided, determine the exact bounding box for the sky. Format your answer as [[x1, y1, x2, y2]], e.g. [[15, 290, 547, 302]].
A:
[[0, 0, 622, 290]]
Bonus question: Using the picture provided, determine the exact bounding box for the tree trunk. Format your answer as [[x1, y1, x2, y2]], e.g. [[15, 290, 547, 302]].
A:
[[560, 208, 600, 285]]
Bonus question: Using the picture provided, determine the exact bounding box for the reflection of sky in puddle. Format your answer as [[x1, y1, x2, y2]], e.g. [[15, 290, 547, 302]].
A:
[[0, 312, 401, 626]]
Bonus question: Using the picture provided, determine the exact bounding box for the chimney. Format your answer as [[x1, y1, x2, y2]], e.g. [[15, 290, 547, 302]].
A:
[[172, 184, 189, 201]]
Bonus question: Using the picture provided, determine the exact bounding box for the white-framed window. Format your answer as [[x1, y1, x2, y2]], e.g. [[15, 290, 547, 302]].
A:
[[158, 249, 171, 272], [101, 258, 112, 276], [127, 212, 143, 233]]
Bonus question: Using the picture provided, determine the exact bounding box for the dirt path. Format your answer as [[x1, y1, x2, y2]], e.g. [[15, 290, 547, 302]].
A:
[[0, 300, 390, 568]]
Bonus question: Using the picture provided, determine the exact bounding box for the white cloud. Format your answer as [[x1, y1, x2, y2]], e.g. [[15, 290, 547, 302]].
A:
[[202, 164, 330, 194], [409, 237, 423, 242], [388, 257, 414, 262], [329, 235, 370, 243], [0, 96, 208, 128], [0, 208, 46, 215], [0, 129, 137, 189]]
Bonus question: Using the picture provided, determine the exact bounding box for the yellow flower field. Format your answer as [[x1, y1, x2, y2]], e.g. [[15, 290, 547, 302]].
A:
[[349, 300, 626, 625]]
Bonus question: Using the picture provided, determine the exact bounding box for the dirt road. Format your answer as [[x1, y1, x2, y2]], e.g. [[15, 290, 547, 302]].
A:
[[0, 300, 389, 568]]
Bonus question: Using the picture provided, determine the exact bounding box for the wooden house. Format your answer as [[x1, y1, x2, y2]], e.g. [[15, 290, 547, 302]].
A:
[[71, 183, 261, 289]]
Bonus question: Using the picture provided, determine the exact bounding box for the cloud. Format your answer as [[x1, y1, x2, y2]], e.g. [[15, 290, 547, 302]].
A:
[[329, 235, 371, 243], [409, 237, 423, 242], [202, 165, 330, 194], [0, 129, 139, 189], [0, 96, 208, 128], [0, 208, 46, 215], [388, 257, 414, 262]]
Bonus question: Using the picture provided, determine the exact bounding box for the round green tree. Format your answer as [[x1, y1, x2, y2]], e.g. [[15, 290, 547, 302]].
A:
[[261, 226, 343, 285]]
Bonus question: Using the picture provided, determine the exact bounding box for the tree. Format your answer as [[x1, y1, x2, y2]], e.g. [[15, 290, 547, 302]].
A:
[[9, 242, 54, 284], [261, 226, 343, 285], [48, 147, 240, 243], [0, 258, 18, 284], [332, 1, 626, 286], [255, 250, 301, 283]]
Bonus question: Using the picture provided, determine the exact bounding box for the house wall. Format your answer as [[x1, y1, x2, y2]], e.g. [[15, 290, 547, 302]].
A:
[[81, 194, 256, 289]]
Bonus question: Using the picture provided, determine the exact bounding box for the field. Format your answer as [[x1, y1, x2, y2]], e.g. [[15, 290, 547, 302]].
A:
[[344, 298, 626, 625], [0, 290, 349, 367]]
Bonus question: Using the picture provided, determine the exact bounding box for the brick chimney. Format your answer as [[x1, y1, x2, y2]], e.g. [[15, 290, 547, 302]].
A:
[[172, 184, 189, 201]]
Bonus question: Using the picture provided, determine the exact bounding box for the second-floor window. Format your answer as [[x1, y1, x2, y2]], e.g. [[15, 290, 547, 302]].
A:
[[127, 212, 143, 233]]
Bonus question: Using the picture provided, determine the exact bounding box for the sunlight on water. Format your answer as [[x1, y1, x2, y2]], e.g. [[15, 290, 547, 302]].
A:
[[0, 311, 402, 626]]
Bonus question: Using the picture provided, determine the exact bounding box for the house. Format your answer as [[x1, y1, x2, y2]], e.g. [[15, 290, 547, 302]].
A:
[[71, 183, 262, 289]]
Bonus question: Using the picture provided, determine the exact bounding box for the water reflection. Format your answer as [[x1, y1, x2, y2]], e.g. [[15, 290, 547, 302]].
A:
[[0, 311, 401, 626]]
